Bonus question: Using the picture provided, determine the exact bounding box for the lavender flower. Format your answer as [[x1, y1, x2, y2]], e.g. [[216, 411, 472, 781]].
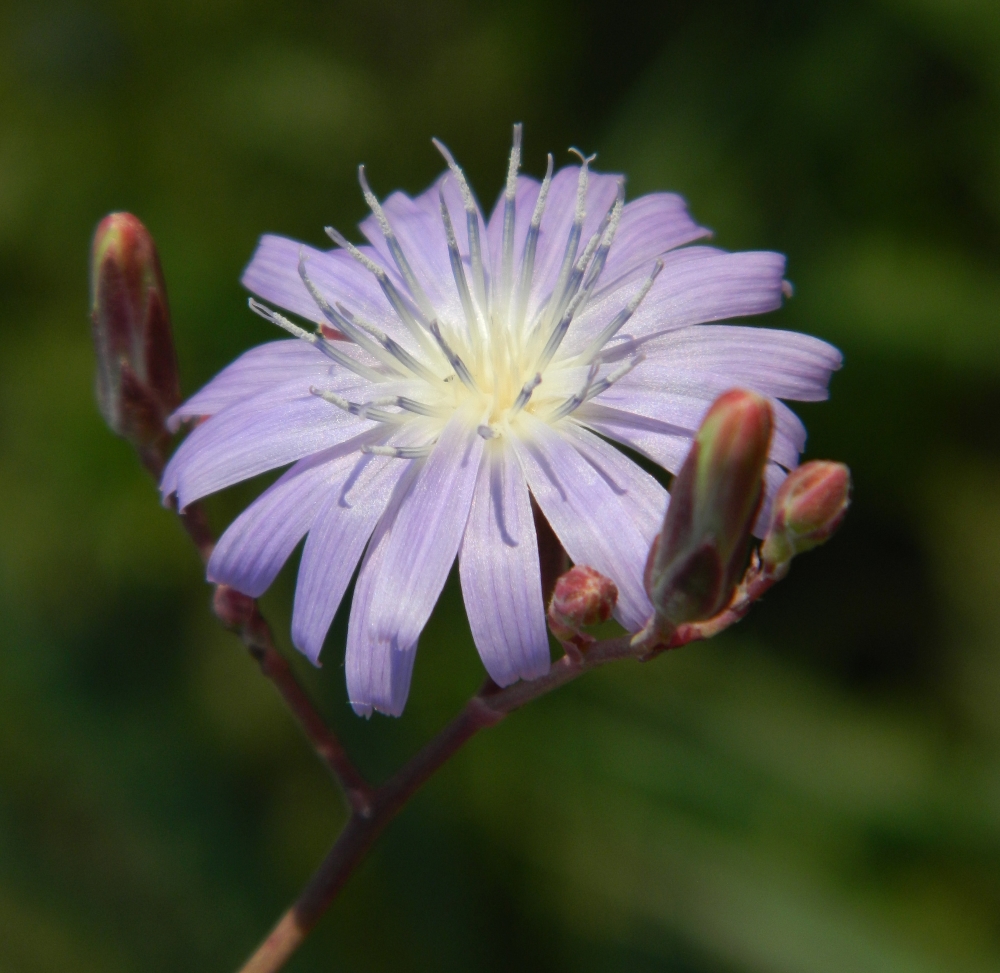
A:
[[161, 126, 841, 717]]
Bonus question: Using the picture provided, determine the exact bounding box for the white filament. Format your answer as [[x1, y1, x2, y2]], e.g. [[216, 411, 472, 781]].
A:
[[254, 134, 660, 455]]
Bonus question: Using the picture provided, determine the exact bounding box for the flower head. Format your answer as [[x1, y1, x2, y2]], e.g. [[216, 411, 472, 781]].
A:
[[161, 126, 842, 717]]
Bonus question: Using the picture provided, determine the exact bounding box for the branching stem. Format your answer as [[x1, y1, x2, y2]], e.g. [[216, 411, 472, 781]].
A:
[[137, 438, 373, 816]]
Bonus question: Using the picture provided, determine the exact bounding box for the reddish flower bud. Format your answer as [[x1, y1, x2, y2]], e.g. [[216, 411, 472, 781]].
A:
[[644, 389, 773, 634], [547, 565, 618, 644], [90, 213, 180, 447], [760, 461, 851, 573]]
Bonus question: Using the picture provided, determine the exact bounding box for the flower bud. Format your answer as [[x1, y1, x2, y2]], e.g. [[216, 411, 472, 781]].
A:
[[90, 213, 180, 447], [644, 389, 772, 632], [760, 461, 851, 573], [547, 565, 618, 644]]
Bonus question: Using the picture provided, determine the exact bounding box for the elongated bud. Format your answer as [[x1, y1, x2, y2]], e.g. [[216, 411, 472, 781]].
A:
[[760, 461, 851, 574], [643, 389, 772, 634], [90, 213, 180, 448], [548, 565, 617, 645]]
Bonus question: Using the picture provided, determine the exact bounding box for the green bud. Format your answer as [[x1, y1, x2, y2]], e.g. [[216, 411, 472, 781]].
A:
[[760, 461, 851, 573], [645, 389, 773, 630], [90, 213, 180, 448]]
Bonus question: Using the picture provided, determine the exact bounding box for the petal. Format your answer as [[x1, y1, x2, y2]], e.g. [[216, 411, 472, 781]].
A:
[[160, 372, 372, 509], [346, 408, 485, 717], [207, 432, 376, 598], [459, 439, 549, 687], [345, 462, 423, 718], [291, 434, 420, 664], [598, 193, 711, 291], [558, 422, 669, 546], [368, 407, 486, 652], [593, 364, 805, 469], [510, 413, 653, 631], [566, 247, 787, 357], [575, 406, 791, 539], [168, 340, 334, 431], [637, 324, 843, 402], [526, 165, 624, 323], [573, 402, 695, 475]]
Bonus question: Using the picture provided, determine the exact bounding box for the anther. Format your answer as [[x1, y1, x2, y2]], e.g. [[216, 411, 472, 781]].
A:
[[438, 187, 482, 344], [432, 139, 489, 320], [336, 302, 443, 386], [248, 298, 385, 382], [477, 424, 499, 439], [580, 181, 625, 296], [499, 123, 523, 320], [584, 354, 646, 400], [546, 150, 594, 332], [325, 226, 439, 361], [358, 165, 436, 321], [548, 362, 601, 421], [428, 319, 479, 392], [575, 258, 663, 364], [534, 285, 589, 374], [396, 396, 449, 418], [510, 372, 543, 415], [512, 153, 554, 332], [298, 253, 406, 374], [362, 443, 435, 458], [309, 387, 405, 424]]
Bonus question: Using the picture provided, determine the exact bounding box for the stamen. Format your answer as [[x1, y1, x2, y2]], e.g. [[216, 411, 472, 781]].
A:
[[298, 252, 406, 374], [432, 139, 489, 320], [395, 396, 449, 418], [546, 149, 594, 327], [325, 226, 440, 362], [512, 153, 553, 331], [510, 372, 542, 415], [438, 187, 482, 346], [548, 363, 601, 421], [477, 424, 499, 439], [248, 298, 385, 382], [499, 123, 522, 320], [362, 443, 435, 459], [548, 354, 645, 422], [428, 319, 479, 392], [580, 181, 624, 296], [583, 354, 646, 400], [533, 282, 589, 374], [547, 229, 601, 326], [574, 258, 663, 364], [358, 165, 436, 321], [336, 303, 444, 386], [309, 387, 406, 423]]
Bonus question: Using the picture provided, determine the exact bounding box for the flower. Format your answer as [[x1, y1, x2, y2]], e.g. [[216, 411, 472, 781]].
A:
[[161, 126, 842, 717]]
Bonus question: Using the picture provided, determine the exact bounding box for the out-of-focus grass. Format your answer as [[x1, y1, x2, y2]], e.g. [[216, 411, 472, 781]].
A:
[[1, 0, 999, 970]]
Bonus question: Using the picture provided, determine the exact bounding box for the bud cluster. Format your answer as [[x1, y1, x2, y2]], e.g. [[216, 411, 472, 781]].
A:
[[631, 388, 851, 652]]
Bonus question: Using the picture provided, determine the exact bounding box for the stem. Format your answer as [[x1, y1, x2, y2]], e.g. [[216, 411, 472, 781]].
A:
[[237, 636, 639, 973], [137, 436, 373, 814]]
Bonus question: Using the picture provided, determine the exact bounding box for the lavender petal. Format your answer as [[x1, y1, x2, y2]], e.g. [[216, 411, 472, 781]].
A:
[[459, 440, 550, 687], [511, 413, 653, 631]]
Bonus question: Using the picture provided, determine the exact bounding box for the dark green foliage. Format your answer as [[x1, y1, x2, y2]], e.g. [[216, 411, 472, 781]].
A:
[[1, 0, 998, 968]]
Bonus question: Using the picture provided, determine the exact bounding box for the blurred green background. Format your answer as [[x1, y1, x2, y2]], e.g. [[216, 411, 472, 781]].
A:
[[2, 0, 999, 969]]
